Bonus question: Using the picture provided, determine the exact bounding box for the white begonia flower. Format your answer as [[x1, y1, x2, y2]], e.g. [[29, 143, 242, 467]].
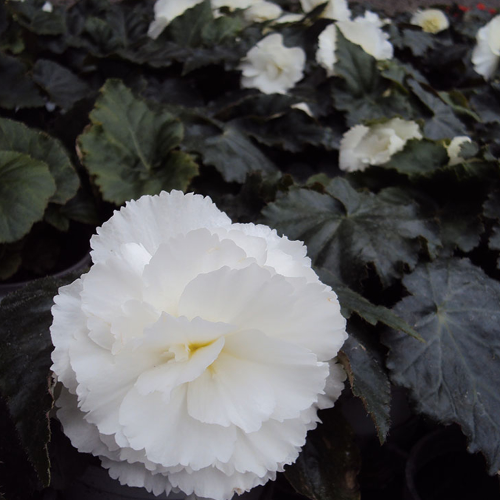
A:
[[51, 190, 348, 500], [410, 9, 449, 34], [447, 136, 472, 166], [239, 33, 306, 94], [339, 118, 422, 172], [42, 1, 53, 12], [244, 1, 282, 22], [300, 0, 351, 22], [316, 23, 338, 77], [472, 15, 500, 80], [337, 11, 393, 60], [147, 0, 204, 40]]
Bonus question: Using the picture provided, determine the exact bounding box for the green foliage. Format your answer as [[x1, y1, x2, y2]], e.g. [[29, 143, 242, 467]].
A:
[[262, 178, 440, 286], [285, 406, 360, 500], [0, 273, 80, 487], [78, 80, 199, 204], [0, 118, 79, 205], [384, 259, 500, 473], [0, 53, 44, 109], [0, 151, 55, 243], [340, 336, 391, 444]]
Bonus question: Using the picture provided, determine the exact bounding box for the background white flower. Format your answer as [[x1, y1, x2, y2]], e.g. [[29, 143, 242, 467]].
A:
[[300, 0, 351, 22], [42, 1, 53, 12], [339, 118, 422, 172], [472, 15, 500, 80], [51, 191, 348, 500], [337, 11, 393, 60], [447, 136, 472, 166], [316, 24, 338, 77], [410, 9, 449, 34], [148, 0, 204, 39], [243, 1, 282, 22], [239, 33, 306, 94]]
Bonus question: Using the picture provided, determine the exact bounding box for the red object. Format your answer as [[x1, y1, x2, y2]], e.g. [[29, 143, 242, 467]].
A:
[[458, 5, 470, 11], [489, 8, 497, 14], [476, 3, 486, 10]]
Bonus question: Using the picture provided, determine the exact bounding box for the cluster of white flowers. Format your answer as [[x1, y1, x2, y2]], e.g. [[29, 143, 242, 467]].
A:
[[339, 118, 422, 172], [472, 15, 500, 80], [51, 191, 348, 500]]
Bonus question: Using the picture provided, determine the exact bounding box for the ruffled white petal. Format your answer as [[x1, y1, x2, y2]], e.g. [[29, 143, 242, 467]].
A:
[[473, 18, 500, 80], [51, 190, 348, 500]]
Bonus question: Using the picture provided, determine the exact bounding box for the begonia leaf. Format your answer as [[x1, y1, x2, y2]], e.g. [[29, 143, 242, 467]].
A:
[[483, 191, 500, 263], [383, 139, 449, 177], [340, 336, 391, 444], [32, 59, 92, 111], [383, 258, 500, 474], [0, 275, 74, 486], [0, 151, 55, 244], [234, 110, 340, 152], [401, 28, 436, 57], [6, 0, 65, 35], [285, 406, 360, 500], [332, 30, 412, 126], [0, 53, 44, 109], [261, 179, 440, 286], [0, 118, 79, 205], [183, 119, 277, 183], [78, 80, 199, 205], [470, 84, 500, 124], [409, 79, 467, 140], [168, 0, 213, 48]]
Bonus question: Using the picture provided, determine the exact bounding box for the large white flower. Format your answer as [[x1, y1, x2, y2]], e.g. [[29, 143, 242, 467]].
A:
[[147, 0, 204, 39], [410, 9, 449, 34], [51, 191, 348, 500], [239, 33, 306, 94], [337, 11, 393, 60], [472, 15, 500, 80], [300, 0, 351, 22], [339, 118, 422, 172]]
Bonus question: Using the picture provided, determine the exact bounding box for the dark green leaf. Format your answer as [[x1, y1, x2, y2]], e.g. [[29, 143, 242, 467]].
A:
[[0, 117, 79, 205], [0, 53, 44, 109], [383, 139, 449, 177], [168, 0, 213, 48], [285, 406, 360, 500], [0, 274, 75, 486], [44, 204, 70, 232], [78, 80, 198, 205], [201, 15, 243, 46], [261, 179, 440, 286], [0, 244, 22, 280], [439, 200, 483, 254], [401, 28, 436, 57], [0, 151, 55, 244], [383, 258, 500, 474], [340, 336, 391, 443], [234, 110, 340, 152], [438, 90, 481, 122], [32, 59, 92, 110], [470, 84, 500, 124], [333, 30, 411, 126], [7, 0, 65, 35], [483, 191, 500, 259], [184, 119, 277, 183], [409, 79, 466, 140], [317, 268, 422, 341]]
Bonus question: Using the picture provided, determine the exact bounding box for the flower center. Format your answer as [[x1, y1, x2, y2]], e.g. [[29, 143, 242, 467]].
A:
[[167, 341, 216, 362], [422, 18, 441, 33]]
